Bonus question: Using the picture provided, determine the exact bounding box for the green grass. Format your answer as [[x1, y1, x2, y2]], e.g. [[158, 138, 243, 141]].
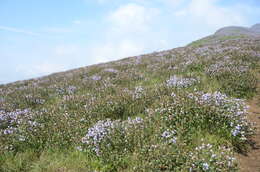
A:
[[0, 34, 259, 171], [188, 35, 246, 47]]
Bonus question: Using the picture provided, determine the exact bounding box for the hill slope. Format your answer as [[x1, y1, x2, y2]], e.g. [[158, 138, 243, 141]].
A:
[[215, 23, 260, 36], [251, 24, 260, 33], [0, 24, 260, 171]]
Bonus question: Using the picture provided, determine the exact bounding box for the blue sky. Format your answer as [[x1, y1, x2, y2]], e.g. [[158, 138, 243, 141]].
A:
[[0, 0, 260, 84]]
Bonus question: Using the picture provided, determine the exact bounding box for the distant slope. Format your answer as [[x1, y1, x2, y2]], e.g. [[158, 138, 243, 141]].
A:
[[251, 23, 260, 33], [215, 23, 260, 36], [188, 23, 260, 47]]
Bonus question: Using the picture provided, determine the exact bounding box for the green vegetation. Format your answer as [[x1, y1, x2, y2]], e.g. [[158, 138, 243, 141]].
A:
[[188, 35, 246, 47], [0, 35, 260, 171]]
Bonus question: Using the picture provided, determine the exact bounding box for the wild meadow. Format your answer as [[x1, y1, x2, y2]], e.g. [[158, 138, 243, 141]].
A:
[[0, 35, 260, 171]]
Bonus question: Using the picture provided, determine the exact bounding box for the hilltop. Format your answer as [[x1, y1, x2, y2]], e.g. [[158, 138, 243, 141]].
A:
[[215, 23, 260, 36], [0, 24, 260, 171]]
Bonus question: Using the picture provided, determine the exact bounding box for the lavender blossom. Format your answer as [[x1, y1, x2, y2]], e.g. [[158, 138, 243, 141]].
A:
[[67, 86, 77, 94], [133, 86, 144, 99], [161, 129, 177, 144], [91, 75, 101, 81], [166, 75, 197, 88], [82, 117, 144, 155], [202, 163, 209, 170], [189, 91, 251, 140], [103, 68, 118, 73]]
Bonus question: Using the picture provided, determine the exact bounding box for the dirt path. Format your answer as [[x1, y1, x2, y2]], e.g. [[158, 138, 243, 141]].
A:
[[238, 75, 260, 172]]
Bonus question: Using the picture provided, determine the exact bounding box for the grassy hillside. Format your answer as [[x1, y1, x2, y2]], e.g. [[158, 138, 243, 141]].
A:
[[0, 31, 260, 171]]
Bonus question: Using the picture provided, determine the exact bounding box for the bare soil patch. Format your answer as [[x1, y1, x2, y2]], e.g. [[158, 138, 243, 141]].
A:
[[238, 75, 260, 172]]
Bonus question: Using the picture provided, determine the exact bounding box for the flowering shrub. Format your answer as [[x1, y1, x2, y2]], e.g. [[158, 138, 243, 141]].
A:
[[206, 60, 249, 76], [0, 109, 32, 136], [206, 58, 257, 98], [82, 119, 119, 155], [0, 109, 43, 151], [81, 117, 144, 156], [214, 71, 257, 98], [187, 143, 237, 171], [135, 142, 237, 171], [157, 91, 253, 151]]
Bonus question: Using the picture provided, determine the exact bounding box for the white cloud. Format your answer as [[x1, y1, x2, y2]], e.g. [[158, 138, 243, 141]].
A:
[[84, 3, 174, 64], [0, 25, 40, 36], [175, 0, 246, 28], [108, 3, 159, 33], [162, 0, 185, 7], [85, 3, 169, 63]]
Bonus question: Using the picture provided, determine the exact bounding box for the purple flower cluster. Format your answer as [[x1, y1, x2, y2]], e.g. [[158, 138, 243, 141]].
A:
[[189, 143, 236, 171], [231, 124, 244, 137], [103, 68, 119, 73], [67, 86, 77, 94], [25, 95, 46, 105], [0, 109, 30, 125], [133, 86, 144, 99], [161, 129, 177, 144], [189, 91, 251, 140], [166, 75, 197, 88], [196, 91, 248, 114], [127, 116, 143, 125], [0, 109, 39, 137], [91, 75, 102, 81], [206, 61, 248, 76], [81, 117, 144, 155], [82, 119, 117, 154]]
